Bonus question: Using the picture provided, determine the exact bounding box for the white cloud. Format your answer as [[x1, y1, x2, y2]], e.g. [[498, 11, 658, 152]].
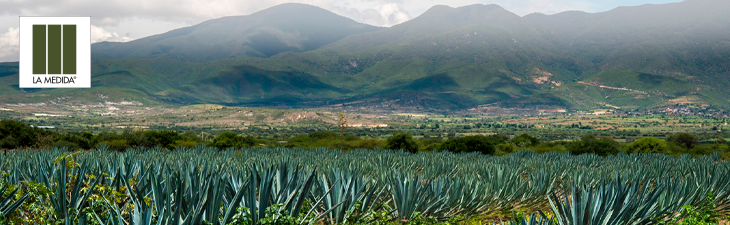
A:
[[375, 3, 410, 26], [90, 25, 116, 43], [0, 27, 19, 62], [90, 25, 131, 43], [345, 2, 410, 27]]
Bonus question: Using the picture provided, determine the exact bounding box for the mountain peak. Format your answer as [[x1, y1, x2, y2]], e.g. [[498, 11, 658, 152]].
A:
[[252, 3, 336, 18], [397, 3, 520, 33], [420, 4, 513, 17], [92, 3, 380, 61]]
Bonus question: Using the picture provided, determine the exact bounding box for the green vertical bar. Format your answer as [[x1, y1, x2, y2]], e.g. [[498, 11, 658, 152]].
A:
[[63, 25, 76, 74], [47, 25, 61, 74], [32, 25, 46, 74]]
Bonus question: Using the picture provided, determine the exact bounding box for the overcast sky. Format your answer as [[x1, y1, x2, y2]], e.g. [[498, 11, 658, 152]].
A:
[[0, 0, 682, 62]]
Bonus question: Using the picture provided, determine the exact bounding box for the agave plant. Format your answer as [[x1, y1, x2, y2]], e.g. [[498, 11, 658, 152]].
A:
[[49, 158, 101, 222], [0, 183, 29, 220], [389, 172, 458, 221], [1, 146, 730, 224], [313, 168, 384, 224], [549, 177, 675, 225]]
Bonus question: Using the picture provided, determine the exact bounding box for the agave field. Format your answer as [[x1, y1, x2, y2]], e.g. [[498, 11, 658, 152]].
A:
[[1, 146, 729, 224]]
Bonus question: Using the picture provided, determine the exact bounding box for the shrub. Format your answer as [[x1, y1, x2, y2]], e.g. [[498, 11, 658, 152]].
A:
[[688, 144, 719, 156], [351, 138, 386, 150], [104, 139, 128, 151], [568, 135, 619, 156], [668, 133, 699, 150], [629, 137, 668, 153], [309, 131, 339, 140], [181, 131, 205, 143], [55, 133, 93, 150], [511, 134, 540, 147], [210, 131, 255, 149], [485, 134, 510, 145], [50, 140, 81, 151], [423, 142, 442, 151], [530, 143, 568, 153], [386, 133, 418, 153], [440, 135, 496, 155], [0, 119, 50, 148], [496, 143, 516, 155], [174, 140, 200, 148], [0, 135, 18, 149], [418, 138, 443, 152], [660, 193, 723, 225]]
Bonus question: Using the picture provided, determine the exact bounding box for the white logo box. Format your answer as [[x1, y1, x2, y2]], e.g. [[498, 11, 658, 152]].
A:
[[19, 17, 90, 88]]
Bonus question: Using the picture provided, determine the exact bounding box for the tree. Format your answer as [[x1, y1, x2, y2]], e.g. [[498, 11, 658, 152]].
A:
[[511, 134, 540, 147], [628, 137, 668, 153], [210, 131, 255, 149], [309, 131, 339, 140], [139, 130, 182, 149], [440, 135, 496, 155], [181, 131, 205, 143], [668, 133, 699, 149], [0, 119, 49, 148], [714, 138, 727, 145], [386, 133, 418, 153], [568, 135, 619, 156], [0, 135, 18, 149]]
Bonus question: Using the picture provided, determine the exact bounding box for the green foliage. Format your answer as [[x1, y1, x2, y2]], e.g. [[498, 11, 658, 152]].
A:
[[419, 138, 444, 152], [0, 183, 30, 223], [386, 133, 419, 153], [439, 135, 498, 155], [629, 137, 669, 154], [669, 133, 700, 150], [0, 119, 50, 149], [103, 139, 128, 151], [173, 140, 200, 148], [83, 129, 209, 150], [568, 135, 619, 156], [229, 204, 306, 225], [181, 131, 205, 143], [11, 181, 54, 224], [660, 193, 726, 225], [511, 134, 540, 148], [529, 142, 568, 154], [50, 140, 82, 151], [309, 131, 340, 140], [342, 201, 464, 225], [209, 131, 256, 149], [496, 143, 516, 155], [0, 135, 18, 150]]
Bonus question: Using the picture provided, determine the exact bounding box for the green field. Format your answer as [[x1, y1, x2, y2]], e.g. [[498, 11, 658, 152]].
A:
[[1, 147, 729, 224]]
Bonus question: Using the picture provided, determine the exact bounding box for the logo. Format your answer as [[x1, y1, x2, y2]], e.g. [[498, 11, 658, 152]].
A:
[[19, 17, 90, 88]]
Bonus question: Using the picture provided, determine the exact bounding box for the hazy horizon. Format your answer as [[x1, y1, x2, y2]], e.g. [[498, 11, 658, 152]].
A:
[[0, 0, 686, 62]]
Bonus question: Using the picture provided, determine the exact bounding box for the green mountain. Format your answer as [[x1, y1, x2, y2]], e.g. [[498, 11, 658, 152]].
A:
[[91, 3, 382, 61], [2, 0, 730, 111]]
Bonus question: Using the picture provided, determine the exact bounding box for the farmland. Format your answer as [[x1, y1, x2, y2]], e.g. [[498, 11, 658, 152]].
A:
[[1, 147, 729, 224], [0, 103, 728, 142], [2, 103, 730, 224]]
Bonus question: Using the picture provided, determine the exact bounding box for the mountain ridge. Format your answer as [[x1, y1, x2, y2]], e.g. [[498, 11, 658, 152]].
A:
[[2, 1, 729, 112], [91, 3, 382, 61]]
